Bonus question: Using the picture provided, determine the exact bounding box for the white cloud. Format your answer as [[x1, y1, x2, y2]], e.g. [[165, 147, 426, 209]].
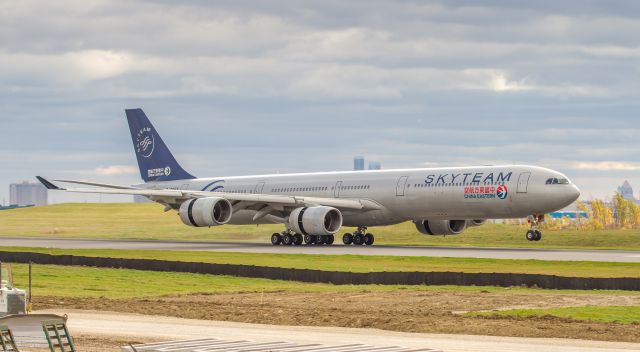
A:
[[67, 50, 134, 80], [94, 165, 138, 175], [488, 72, 531, 92], [570, 162, 640, 171]]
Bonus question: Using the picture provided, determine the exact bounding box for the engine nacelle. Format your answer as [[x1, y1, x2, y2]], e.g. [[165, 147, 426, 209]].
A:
[[414, 220, 467, 236], [179, 197, 233, 227], [288, 206, 343, 236], [467, 219, 487, 227]]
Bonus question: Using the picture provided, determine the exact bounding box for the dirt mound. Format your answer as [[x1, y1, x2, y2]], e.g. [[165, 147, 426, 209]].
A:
[[35, 290, 640, 343]]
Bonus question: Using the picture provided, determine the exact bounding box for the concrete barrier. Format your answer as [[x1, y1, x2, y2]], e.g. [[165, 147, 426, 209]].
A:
[[0, 251, 638, 291]]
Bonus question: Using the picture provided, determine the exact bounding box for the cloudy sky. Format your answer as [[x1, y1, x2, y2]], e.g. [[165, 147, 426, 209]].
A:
[[2, 0, 640, 203]]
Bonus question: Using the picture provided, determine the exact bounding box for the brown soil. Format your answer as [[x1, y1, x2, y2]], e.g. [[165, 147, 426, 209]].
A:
[[35, 291, 640, 343]]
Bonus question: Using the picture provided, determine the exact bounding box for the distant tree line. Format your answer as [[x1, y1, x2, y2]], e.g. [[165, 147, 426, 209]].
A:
[[551, 193, 640, 230]]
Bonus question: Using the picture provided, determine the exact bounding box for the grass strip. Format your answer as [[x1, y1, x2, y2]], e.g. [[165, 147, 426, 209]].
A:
[[1, 246, 639, 278], [469, 306, 640, 324], [1, 203, 640, 250], [8, 264, 639, 299]]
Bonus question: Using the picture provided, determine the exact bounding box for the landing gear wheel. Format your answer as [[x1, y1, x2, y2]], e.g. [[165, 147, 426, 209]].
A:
[[271, 233, 282, 245], [326, 235, 335, 245], [364, 233, 374, 246], [534, 230, 542, 241], [526, 230, 536, 241], [282, 233, 294, 245], [304, 234, 313, 244], [353, 233, 364, 245], [293, 234, 303, 245], [342, 233, 353, 245], [317, 236, 326, 245]]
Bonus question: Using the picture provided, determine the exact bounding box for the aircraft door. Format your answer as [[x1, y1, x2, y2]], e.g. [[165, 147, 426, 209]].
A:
[[254, 182, 265, 194], [517, 172, 531, 193], [334, 181, 342, 198], [396, 176, 409, 196]]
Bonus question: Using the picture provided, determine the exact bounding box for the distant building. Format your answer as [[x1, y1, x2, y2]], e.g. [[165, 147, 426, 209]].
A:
[[549, 203, 589, 220], [354, 156, 365, 171], [617, 180, 638, 202], [368, 161, 382, 170], [9, 182, 47, 206]]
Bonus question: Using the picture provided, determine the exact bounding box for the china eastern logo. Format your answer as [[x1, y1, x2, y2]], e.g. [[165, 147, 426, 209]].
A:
[[497, 184, 508, 199], [136, 127, 155, 158], [464, 184, 509, 200]]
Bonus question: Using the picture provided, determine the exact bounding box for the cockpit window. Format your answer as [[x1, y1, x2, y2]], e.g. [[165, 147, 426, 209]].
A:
[[546, 177, 570, 185]]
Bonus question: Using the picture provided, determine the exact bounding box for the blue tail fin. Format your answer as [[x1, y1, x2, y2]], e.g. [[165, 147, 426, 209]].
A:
[[126, 108, 196, 182]]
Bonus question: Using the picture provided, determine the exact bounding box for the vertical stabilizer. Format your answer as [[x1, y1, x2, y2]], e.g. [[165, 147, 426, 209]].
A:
[[125, 108, 196, 182]]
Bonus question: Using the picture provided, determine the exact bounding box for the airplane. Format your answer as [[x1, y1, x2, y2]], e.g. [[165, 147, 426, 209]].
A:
[[37, 108, 581, 246]]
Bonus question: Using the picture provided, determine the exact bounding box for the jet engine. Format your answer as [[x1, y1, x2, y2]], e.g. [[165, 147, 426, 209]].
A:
[[467, 219, 487, 227], [414, 220, 467, 236], [179, 197, 233, 227], [288, 206, 343, 236]]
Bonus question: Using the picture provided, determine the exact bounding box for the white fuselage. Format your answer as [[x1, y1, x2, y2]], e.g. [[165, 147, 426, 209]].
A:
[[138, 165, 580, 227]]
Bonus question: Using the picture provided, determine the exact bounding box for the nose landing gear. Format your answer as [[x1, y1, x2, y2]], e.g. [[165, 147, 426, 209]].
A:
[[526, 215, 543, 241]]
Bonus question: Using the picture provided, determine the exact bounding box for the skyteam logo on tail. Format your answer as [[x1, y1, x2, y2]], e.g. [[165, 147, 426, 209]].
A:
[[136, 127, 155, 158], [497, 184, 508, 199]]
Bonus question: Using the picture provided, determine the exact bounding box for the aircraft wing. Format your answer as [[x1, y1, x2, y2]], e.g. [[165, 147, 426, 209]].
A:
[[36, 177, 381, 211], [52, 179, 138, 190]]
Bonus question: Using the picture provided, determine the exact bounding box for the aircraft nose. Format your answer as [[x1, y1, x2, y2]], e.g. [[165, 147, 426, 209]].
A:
[[569, 184, 580, 202]]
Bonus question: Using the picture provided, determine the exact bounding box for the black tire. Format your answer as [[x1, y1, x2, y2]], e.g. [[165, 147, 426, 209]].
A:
[[326, 235, 335, 245], [364, 233, 374, 246], [526, 230, 536, 241], [353, 233, 364, 245], [316, 236, 326, 245], [304, 234, 313, 244], [283, 233, 294, 245], [271, 233, 282, 245], [293, 234, 303, 245], [534, 230, 542, 241], [342, 233, 353, 245]]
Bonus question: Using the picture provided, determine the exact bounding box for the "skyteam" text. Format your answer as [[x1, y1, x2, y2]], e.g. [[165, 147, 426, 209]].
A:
[[425, 172, 512, 185]]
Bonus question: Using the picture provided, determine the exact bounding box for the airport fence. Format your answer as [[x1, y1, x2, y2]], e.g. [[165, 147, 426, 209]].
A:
[[0, 251, 638, 291]]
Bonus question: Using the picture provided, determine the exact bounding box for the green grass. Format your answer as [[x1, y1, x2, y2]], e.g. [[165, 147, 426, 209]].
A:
[[1, 247, 639, 278], [470, 306, 640, 325], [1, 203, 640, 249], [7, 264, 640, 299]]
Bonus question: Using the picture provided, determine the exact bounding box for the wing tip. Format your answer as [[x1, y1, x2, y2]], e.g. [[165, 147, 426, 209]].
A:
[[36, 176, 63, 190]]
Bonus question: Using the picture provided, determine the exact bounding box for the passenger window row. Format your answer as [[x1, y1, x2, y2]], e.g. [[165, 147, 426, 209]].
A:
[[412, 182, 506, 188], [228, 189, 251, 194], [339, 185, 370, 190], [271, 186, 328, 193]]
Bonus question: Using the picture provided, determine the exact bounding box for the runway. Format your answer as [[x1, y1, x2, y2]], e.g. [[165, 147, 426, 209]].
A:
[[39, 309, 640, 352], [1, 237, 639, 262]]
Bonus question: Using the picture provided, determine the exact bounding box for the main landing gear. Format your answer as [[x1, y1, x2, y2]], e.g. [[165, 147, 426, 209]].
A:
[[525, 215, 543, 242], [271, 231, 335, 246], [342, 226, 375, 246], [270, 227, 375, 246]]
